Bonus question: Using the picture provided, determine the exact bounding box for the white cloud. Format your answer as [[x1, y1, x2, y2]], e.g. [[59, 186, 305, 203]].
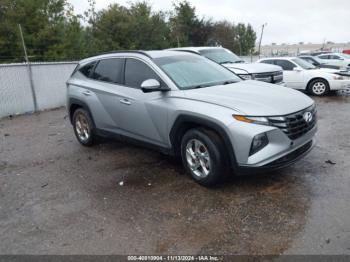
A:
[[68, 0, 350, 44]]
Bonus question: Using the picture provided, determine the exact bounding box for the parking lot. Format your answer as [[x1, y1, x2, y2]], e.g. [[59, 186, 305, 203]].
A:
[[0, 91, 349, 255]]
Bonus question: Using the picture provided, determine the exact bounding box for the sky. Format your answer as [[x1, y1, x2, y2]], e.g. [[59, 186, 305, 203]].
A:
[[69, 0, 350, 45]]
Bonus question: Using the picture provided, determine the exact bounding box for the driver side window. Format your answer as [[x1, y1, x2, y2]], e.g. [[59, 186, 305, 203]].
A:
[[275, 60, 296, 71], [124, 58, 164, 89]]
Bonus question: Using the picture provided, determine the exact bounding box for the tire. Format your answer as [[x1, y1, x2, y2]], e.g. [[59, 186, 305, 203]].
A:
[[72, 108, 96, 146], [308, 79, 330, 96], [180, 128, 228, 187]]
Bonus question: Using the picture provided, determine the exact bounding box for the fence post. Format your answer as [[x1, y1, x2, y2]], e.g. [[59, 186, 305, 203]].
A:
[[18, 24, 38, 112]]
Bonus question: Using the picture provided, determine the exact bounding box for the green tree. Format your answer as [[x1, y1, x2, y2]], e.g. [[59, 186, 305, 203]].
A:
[[207, 20, 235, 49], [0, 0, 85, 62], [90, 2, 169, 52], [169, 1, 197, 46], [233, 23, 257, 55]]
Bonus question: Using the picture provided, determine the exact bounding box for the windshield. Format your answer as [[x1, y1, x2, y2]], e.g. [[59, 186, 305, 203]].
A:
[[292, 58, 316, 70], [199, 48, 244, 64], [154, 54, 241, 90]]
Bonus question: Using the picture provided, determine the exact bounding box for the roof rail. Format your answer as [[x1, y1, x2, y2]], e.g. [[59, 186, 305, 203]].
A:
[[98, 50, 152, 59], [171, 49, 200, 55]]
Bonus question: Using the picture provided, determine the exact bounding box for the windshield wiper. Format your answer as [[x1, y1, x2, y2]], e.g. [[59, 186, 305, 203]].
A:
[[222, 80, 236, 85], [192, 85, 207, 89], [219, 61, 233, 64], [233, 60, 245, 63]]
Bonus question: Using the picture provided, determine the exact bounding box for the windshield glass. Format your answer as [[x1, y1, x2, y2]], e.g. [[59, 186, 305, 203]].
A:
[[199, 48, 244, 64], [154, 54, 241, 90], [292, 58, 316, 69]]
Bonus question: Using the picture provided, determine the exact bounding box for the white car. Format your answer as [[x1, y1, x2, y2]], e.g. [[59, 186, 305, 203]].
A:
[[169, 47, 285, 85], [258, 57, 350, 96], [317, 53, 350, 70]]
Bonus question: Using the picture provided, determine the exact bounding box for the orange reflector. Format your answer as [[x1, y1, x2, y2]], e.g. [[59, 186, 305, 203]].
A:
[[233, 115, 252, 123]]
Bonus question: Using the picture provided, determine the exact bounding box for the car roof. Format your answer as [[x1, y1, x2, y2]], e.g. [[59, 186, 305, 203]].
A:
[[260, 57, 296, 60], [168, 46, 225, 53], [79, 50, 193, 64]]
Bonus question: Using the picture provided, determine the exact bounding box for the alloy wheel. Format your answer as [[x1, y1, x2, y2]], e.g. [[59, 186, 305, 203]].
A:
[[75, 113, 90, 142], [185, 139, 211, 178]]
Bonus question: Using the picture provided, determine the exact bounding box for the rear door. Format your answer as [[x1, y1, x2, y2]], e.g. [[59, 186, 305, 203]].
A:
[[86, 58, 126, 131]]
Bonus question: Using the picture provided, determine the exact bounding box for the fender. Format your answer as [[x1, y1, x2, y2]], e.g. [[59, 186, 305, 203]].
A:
[[169, 114, 239, 171], [68, 98, 95, 125]]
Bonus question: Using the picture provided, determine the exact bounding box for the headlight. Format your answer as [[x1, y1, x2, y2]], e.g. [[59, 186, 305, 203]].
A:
[[238, 74, 253, 80], [233, 115, 269, 126], [333, 75, 344, 80], [250, 133, 269, 156]]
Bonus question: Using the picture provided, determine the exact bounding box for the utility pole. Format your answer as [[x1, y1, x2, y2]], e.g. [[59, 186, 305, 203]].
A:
[[258, 23, 267, 59], [18, 24, 37, 112]]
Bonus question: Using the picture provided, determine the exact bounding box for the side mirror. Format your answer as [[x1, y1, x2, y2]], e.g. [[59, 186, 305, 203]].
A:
[[293, 67, 302, 72], [141, 79, 164, 93]]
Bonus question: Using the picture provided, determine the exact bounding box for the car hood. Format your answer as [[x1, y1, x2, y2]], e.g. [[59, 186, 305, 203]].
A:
[[183, 80, 314, 116], [318, 68, 339, 73], [223, 62, 282, 74]]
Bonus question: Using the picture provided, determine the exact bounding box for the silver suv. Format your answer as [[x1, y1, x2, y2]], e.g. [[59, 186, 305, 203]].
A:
[[67, 50, 317, 186]]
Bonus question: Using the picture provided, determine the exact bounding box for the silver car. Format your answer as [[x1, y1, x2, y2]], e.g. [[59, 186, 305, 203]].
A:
[[67, 50, 317, 186]]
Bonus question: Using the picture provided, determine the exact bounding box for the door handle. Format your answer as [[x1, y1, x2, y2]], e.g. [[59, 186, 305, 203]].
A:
[[82, 90, 91, 96], [120, 99, 131, 105]]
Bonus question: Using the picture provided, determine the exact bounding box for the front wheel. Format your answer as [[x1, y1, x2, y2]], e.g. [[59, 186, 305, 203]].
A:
[[308, 79, 330, 96], [181, 128, 228, 187]]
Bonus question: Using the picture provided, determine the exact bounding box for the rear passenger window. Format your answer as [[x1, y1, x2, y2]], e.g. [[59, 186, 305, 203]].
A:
[[79, 61, 96, 77], [124, 59, 161, 88], [91, 58, 124, 84], [275, 60, 296, 71]]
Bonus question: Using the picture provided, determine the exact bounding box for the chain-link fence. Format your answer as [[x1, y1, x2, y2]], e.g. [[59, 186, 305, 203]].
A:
[[0, 62, 77, 118]]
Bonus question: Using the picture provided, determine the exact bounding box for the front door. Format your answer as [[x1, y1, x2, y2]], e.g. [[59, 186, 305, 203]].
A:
[[115, 58, 169, 146], [275, 59, 304, 89]]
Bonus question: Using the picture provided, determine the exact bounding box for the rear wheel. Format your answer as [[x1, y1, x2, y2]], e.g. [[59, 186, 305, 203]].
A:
[[181, 128, 228, 187], [308, 79, 329, 96], [72, 108, 96, 146]]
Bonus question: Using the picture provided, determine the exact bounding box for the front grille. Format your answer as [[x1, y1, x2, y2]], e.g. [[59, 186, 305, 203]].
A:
[[254, 71, 283, 84], [268, 105, 317, 140]]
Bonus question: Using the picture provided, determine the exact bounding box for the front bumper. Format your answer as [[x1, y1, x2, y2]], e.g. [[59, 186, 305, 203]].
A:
[[276, 81, 287, 87], [237, 139, 315, 173], [329, 79, 350, 90], [227, 117, 317, 173]]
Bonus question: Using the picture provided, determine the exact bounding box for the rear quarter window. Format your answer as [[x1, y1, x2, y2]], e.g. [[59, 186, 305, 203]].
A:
[[79, 61, 96, 77]]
